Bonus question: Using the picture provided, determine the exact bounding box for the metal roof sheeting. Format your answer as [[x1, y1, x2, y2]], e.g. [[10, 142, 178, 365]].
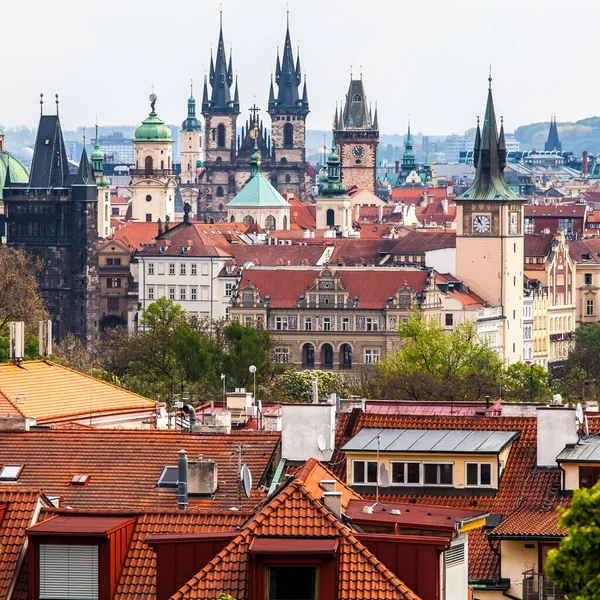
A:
[[341, 428, 520, 454], [556, 435, 600, 462]]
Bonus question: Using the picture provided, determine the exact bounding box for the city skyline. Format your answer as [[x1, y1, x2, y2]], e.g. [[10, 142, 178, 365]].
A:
[[1, 0, 599, 135]]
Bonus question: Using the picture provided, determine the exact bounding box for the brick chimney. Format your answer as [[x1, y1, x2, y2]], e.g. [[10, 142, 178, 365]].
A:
[[583, 151, 589, 175]]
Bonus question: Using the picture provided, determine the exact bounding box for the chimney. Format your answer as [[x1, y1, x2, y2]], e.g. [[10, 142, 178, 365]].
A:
[[355, 204, 360, 220], [583, 151, 588, 175], [177, 449, 188, 510], [320, 480, 336, 492], [442, 197, 449, 213], [395, 160, 400, 174], [188, 458, 218, 495], [322, 491, 342, 515], [312, 378, 319, 404], [378, 205, 383, 221], [537, 407, 578, 467]]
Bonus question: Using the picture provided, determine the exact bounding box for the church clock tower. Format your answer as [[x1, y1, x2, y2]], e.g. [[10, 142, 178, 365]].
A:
[[455, 77, 525, 364], [334, 75, 379, 193]]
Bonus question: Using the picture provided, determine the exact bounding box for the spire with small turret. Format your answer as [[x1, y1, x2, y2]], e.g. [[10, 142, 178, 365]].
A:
[[545, 115, 562, 152], [400, 120, 416, 176], [182, 82, 202, 132]]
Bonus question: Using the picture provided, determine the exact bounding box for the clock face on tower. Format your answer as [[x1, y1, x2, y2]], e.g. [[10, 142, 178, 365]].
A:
[[510, 212, 518, 234], [352, 146, 365, 158], [473, 214, 491, 233]]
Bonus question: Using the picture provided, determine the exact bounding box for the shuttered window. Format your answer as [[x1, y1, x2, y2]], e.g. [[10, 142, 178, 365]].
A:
[[39, 544, 99, 599]]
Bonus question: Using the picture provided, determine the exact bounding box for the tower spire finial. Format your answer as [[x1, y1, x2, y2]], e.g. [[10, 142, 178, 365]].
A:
[[190, 78, 193, 97], [83, 127, 86, 144], [55, 93, 59, 115], [488, 64, 492, 91], [40, 93, 44, 115]]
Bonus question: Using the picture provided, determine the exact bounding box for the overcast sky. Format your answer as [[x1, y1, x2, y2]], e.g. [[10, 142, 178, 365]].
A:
[[2, 0, 598, 136]]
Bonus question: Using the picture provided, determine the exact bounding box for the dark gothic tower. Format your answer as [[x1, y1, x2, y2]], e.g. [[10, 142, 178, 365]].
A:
[[544, 116, 562, 152], [3, 96, 99, 344], [267, 12, 309, 199]]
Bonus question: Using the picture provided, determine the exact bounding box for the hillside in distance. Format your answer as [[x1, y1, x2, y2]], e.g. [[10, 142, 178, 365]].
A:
[[514, 117, 600, 155]]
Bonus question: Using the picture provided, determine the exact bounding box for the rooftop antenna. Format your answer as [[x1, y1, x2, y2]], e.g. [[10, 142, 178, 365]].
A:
[[362, 431, 388, 514], [38, 320, 53, 359], [9, 322, 24, 364]]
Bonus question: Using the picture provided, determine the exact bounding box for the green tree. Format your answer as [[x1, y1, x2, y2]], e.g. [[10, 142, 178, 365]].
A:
[[268, 370, 347, 403], [367, 313, 502, 401], [545, 480, 600, 600], [565, 323, 600, 379], [0, 335, 40, 363], [502, 362, 552, 402]]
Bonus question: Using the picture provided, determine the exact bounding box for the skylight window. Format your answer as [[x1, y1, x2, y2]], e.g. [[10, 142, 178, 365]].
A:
[[70, 475, 90, 486], [157, 466, 178, 489], [0, 465, 23, 481]]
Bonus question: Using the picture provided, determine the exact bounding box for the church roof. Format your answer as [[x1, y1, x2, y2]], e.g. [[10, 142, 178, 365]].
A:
[[135, 111, 172, 141], [28, 115, 70, 188], [181, 88, 202, 132], [544, 117, 562, 152], [227, 173, 290, 208], [340, 77, 375, 131], [0, 151, 29, 200], [456, 78, 524, 203]]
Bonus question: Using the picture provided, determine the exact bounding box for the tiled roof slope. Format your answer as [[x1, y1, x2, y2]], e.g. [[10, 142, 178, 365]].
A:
[[524, 233, 554, 257], [0, 429, 280, 511], [490, 507, 567, 539], [171, 459, 420, 600], [332, 412, 600, 582], [0, 487, 48, 599], [0, 361, 158, 424]]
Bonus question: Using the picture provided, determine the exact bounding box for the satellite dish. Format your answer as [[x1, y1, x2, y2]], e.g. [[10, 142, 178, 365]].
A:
[[257, 399, 263, 413], [552, 393, 562, 406], [576, 403, 584, 425], [317, 435, 327, 452], [240, 464, 253, 499]]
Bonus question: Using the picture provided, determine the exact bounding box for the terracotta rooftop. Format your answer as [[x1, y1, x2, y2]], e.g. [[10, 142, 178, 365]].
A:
[[170, 458, 421, 600], [524, 205, 586, 218], [238, 267, 430, 309], [390, 231, 456, 255], [0, 429, 280, 511], [391, 187, 451, 204], [289, 197, 317, 230], [227, 243, 327, 266], [112, 221, 164, 250], [328, 239, 398, 266], [568, 238, 600, 263], [489, 507, 567, 539], [524, 233, 554, 257], [332, 411, 600, 582], [0, 361, 158, 425]]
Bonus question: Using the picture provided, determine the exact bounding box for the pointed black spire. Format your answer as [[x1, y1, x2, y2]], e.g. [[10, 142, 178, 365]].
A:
[[341, 75, 374, 130], [202, 75, 209, 112], [29, 113, 70, 188], [473, 116, 481, 169], [204, 11, 238, 114], [457, 76, 523, 202], [545, 115, 562, 152], [71, 146, 98, 200], [301, 75, 309, 107], [268, 74, 275, 110], [269, 12, 308, 115]]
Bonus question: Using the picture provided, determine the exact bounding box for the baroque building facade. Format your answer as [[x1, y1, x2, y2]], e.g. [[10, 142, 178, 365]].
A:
[[3, 101, 99, 343], [198, 16, 310, 222]]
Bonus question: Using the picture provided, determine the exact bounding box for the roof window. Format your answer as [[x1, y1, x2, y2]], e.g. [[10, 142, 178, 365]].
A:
[[70, 474, 90, 486], [0, 465, 23, 481], [157, 466, 178, 488]]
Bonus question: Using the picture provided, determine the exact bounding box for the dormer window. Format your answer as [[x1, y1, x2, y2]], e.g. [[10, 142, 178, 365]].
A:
[[159, 246, 166, 255], [71, 474, 90, 486], [182, 247, 190, 254], [0, 465, 23, 481]]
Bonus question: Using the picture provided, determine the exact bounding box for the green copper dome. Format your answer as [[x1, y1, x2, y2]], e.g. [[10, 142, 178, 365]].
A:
[[135, 113, 172, 141], [91, 143, 104, 161], [96, 175, 110, 188], [0, 152, 30, 200]]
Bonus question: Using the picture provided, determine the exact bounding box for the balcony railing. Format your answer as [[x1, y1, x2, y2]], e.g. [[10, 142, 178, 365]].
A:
[[130, 168, 176, 177], [522, 572, 564, 600]]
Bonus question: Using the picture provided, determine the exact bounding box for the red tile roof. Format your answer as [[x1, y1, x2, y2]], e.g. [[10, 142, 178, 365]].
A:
[[391, 187, 451, 204], [289, 198, 317, 230], [524, 205, 586, 218], [568, 238, 600, 263], [238, 267, 429, 309], [328, 240, 398, 266], [0, 487, 49, 599], [524, 233, 554, 257], [170, 458, 421, 600], [0, 430, 280, 511], [390, 231, 456, 255], [112, 222, 163, 250], [332, 412, 600, 582], [490, 507, 567, 539], [228, 244, 327, 266]]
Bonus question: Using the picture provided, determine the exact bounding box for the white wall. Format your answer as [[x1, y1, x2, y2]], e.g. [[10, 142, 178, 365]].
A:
[[425, 248, 456, 275], [444, 534, 469, 600], [537, 407, 577, 467], [281, 403, 336, 462]]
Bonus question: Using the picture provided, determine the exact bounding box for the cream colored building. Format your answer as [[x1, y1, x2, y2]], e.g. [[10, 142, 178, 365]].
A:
[[568, 238, 600, 327], [455, 84, 525, 364], [130, 96, 177, 223], [90, 125, 111, 238], [179, 86, 203, 217]]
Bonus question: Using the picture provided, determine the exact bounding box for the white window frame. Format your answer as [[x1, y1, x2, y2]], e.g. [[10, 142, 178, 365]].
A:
[[390, 461, 421, 486], [275, 348, 289, 363], [364, 349, 380, 364], [168, 287, 175, 300], [225, 282, 233, 297], [587, 299, 594, 316], [180, 263, 187, 276], [180, 287, 186, 301], [366, 317, 379, 331], [304, 318, 312, 331], [352, 460, 378, 485], [148, 263, 154, 275], [191, 263, 197, 276], [422, 461, 454, 486], [275, 316, 289, 330], [147, 287, 155, 300], [169, 263, 175, 275], [341, 317, 350, 331], [465, 462, 493, 488], [322, 317, 332, 331], [191, 287, 197, 301]]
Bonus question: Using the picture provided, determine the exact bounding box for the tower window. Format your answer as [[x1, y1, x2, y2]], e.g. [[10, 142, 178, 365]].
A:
[[243, 215, 255, 227], [280, 157, 288, 164], [326, 209, 335, 227], [144, 156, 153, 171], [283, 122, 294, 147], [216, 186, 224, 197], [146, 195, 152, 202], [352, 94, 362, 102], [265, 215, 276, 230], [217, 123, 226, 148], [285, 174, 291, 183]]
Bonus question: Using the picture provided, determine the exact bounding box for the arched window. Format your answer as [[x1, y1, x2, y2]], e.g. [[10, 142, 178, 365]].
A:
[[216, 157, 222, 165], [160, 160, 164, 170], [144, 156, 153, 172], [243, 215, 255, 227], [265, 215, 276, 230], [168, 156, 171, 169], [216, 186, 224, 197], [217, 123, 226, 148], [282, 215, 288, 230], [352, 94, 362, 102], [230, 215, 235, 222], [285, 174, 291, 183], [283, 122, 294, 147], [280, 157, 288, 164], [218, 203, 224, 211], [326, 209, 335, 227]]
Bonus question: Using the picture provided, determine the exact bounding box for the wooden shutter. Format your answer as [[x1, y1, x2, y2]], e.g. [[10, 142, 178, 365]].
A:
[[39, 544, 99, 599]]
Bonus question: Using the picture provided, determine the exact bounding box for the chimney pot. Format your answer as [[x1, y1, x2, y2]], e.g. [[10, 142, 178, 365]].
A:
[[320, 480, 336, 492], [322, 491, 342, 515]]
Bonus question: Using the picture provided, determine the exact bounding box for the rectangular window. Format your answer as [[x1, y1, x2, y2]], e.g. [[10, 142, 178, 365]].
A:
[[364, 349, 380, 364], [423, 463, 453, 486], [245, 316, 253, 326], [275, 317, 288, 330], [107, 278, 121, 288], [180, 263, 186, 276], [168, 287, 175, 300], [585, 273, 592, 285], [353, 460, 378, 484], [391, 462, 420, 485], [147, 287, 155, 300], [225, 282, 233, 297], [180, 287, 186, 301], [445, 313, 454, 327], [579, 466, 600, 489], [111, 207, 119, 216], [169, 263, 175, 275], [39, 544, 99, 600], [191, 263, 197, 275], [322, 317, 332, 331], [366, 317, 379, 331], [146, 214, 152, 222], [587, 300, 595, 316], [275, 348, 289, 363], [466, 463, 492, 487], [267, 566, 317, 600], [342, 317, 350, 331], [304, 318, 312, 331], [201, 286, 209, 301], [201, 263, 209, 276], [524, 218, 535, 234], [148, 263, 154, 275], [191, 287, 197, 301]]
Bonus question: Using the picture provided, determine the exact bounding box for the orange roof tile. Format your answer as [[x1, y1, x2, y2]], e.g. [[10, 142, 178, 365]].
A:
[[170, 465, 420, 600], [0, 361, 158, 424], [0, 429, 280, 511], [490, 507, 567, 539]]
